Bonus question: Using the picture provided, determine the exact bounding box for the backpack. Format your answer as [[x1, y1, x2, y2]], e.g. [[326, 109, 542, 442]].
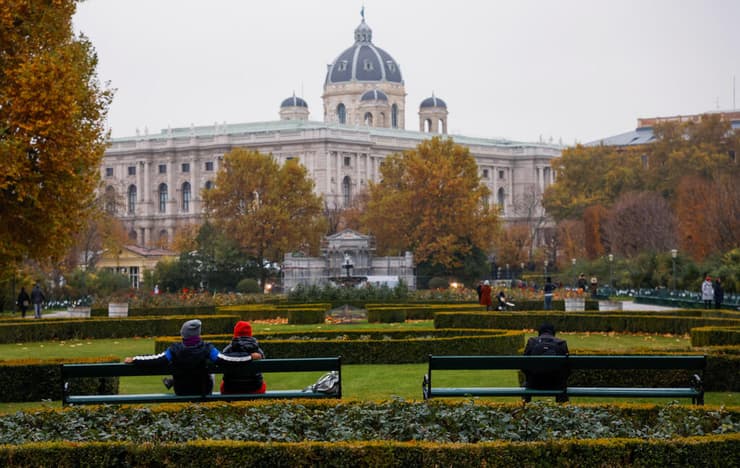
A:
[[303, 371, 340, 394], [530, 337, 563, 356]]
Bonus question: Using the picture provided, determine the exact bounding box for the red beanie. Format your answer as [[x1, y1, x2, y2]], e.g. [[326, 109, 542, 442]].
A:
[[233, 321, 252, 338]]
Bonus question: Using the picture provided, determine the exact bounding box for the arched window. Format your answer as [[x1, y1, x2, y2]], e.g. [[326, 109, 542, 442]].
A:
[[181, 182, 191, 212], [424, 118, 432, 133], [391, 104, 398, 128], [104, 186, 117, 214], [127, 185, 137, 214], [364, 112, 373, 126], [158, 183, 168, 213], [128, 230, 137, 241], [337, 103, 346, 124], [439, 119, 446, 134], [204, 180, 213, 190], [342, 176, 352, 207], [497, 187, 505, 208], [158, 229, 169, 247], [378, 112, 386, 127]]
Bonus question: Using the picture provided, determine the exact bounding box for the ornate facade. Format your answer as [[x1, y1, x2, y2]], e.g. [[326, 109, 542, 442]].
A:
[[101, 14, 560, 249]]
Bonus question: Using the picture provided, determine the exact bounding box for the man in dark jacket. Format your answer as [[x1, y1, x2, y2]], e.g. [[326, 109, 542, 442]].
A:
[[523, 323, 570, 402], [714, 278, 724, 309], [220, 320, 266, 394], [125, 319, 257, 396]]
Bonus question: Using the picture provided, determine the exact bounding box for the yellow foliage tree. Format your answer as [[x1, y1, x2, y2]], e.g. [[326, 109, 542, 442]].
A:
[[362, 137, 499, 271], [0, 0, 112, 268], [202, 148, 326, 285]]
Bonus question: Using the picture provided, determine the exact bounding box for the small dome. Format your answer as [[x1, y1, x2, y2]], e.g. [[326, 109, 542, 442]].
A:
[[280, 95, 308, 108], [360, 89, 388, 102], [420, 95, 447, 109]]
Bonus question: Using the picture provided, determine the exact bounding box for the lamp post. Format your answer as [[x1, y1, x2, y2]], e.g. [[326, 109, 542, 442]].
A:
[[671, 249, 678, 292], [544, 259, 548, 278], [608, 253, 614, 296]]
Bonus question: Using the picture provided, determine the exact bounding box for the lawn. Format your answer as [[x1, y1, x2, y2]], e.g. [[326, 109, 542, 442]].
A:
[[1, 322, 737, 412]]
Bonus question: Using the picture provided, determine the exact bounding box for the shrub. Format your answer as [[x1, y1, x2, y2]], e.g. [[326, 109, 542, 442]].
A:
[[428, 277, 450, 289], [236, 278, 261, 294]]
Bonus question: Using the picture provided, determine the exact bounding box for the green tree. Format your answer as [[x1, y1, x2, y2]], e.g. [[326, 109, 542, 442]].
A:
[[202, 148, 326, 286], [362, 137, 499, 274], [0, 0, 113, 267]]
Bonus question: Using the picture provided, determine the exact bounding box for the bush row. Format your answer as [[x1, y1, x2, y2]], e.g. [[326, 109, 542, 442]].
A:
[[434, 311, 740, 334], [0, 315, 240, 343], [90, 305, 217, 317], [155, 328, 525, 364], [691, 326, 740, 346], [0, 402, 737, 466], [0, 357, 119, 402]]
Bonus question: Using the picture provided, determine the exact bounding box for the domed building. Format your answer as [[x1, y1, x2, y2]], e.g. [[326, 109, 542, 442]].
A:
[[322, 16, 405, 129], [100, 10, 561, 289]]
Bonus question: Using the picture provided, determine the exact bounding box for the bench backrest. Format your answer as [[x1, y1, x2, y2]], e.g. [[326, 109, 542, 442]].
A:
[[428, 354, 706, 372]]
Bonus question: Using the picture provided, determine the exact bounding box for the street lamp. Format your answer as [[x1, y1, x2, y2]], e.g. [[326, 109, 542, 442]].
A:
[[608, 254, 614, 295], [544, 259, 548, 277], [671, 249, 678, 292]]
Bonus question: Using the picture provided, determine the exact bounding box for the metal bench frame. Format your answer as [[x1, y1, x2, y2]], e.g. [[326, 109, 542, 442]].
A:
[[423, 354, 706, 404], [62, 357, 341, 405]]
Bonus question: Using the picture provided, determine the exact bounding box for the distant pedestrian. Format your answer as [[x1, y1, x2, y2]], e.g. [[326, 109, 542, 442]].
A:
[[589, 276, 598, 299], [701, 276, 714, 309], [543, 277, 556, 310], [476, 281, 483, 303], [17, 287, 30, 318], [713, 278, 724, 310], [30, 283, 45, 319], [479, 280, 492, 311], [577, 273, 587, 292]]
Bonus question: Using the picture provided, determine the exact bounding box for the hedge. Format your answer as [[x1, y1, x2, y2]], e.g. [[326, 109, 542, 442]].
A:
[[434, 311, 740, 334], [218, 304, 331, 322], [691, 326, 740, 346], [0, 315, 240, 343], [155, 328, 525, 364], [0, 356, 119, 402], [89, 305, 218, 317]]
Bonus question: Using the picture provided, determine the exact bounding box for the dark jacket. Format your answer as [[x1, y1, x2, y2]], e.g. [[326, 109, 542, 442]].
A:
[[523, 333, 569, 389], [30, 286, 45, 304], [221, 336, 265, 393], [714, 281, 724, 306], [130, 340, 253, 395], [17, 290, 30, 308]]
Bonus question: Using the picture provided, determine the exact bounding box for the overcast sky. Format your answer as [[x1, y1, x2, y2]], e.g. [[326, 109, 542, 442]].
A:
[[72, 0, 740, 145]]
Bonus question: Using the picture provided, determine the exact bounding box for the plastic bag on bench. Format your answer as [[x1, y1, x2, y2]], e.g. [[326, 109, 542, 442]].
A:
[[303, 371, 339, 394]]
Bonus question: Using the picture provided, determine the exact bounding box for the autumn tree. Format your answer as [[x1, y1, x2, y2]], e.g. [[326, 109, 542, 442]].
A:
[[361, 137, 499, 277], [583, 204, 607, 260], [0, 0, 113, 269], [202, 148, 326, 285], [603, 191, 677, 258]]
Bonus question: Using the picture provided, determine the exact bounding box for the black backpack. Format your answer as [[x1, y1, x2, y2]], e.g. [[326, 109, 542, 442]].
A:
[[530, 337, 564, 356]]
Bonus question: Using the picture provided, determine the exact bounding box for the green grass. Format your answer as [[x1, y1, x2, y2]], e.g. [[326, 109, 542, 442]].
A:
[[0, 322, 736, 412]]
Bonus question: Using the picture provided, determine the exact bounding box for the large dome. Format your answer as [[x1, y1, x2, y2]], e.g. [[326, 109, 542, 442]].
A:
[[325, 19, 403, 85]]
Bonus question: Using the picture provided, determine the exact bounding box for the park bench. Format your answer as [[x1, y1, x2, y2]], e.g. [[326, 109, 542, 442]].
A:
[[62, 357, 341, 405], [422, 355, 706, 404]]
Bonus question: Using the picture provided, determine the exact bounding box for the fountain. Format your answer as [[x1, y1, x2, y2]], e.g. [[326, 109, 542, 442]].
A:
[[329, 253, 367, 288]]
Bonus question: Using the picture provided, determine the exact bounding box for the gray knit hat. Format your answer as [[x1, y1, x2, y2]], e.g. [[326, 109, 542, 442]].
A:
[[180, 319, 202, 339]]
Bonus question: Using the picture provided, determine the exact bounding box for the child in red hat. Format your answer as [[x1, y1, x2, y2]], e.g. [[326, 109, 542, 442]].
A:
[[220, 320, 266, 394]]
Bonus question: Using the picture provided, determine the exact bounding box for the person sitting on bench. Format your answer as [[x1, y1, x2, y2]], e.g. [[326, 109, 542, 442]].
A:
[[124, 319, 260, 396], [522, 323, 570, 402], [220, 320, 266, 394]]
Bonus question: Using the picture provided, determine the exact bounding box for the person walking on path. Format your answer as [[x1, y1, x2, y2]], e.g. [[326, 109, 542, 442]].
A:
[[17, 287, 30, 318], [30, 283, 45, 319], [713, 278, 724, 309], [479, 280, 493, 311], [701, 276, 714, 309], [543, 277, 556, 310]]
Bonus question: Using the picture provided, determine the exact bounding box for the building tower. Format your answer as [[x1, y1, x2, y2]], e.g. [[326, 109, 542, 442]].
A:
[[279, 94, 310, 121], [419, 94, 448, 134], [322, 12, 406, 129]]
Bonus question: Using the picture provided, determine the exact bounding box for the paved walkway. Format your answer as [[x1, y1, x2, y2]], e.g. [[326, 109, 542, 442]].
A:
[[620, 301, 677, 311]]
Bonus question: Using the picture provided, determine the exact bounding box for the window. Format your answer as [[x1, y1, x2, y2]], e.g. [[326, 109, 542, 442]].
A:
[[363, 59, 374, 71], [364, 112, 373, 126], [127, 185, 137, 214], [483, 169, 489, 179], [127, 166, 136, 176], [204, 180, 213, 190], [129, 266, 140, 289], [105, 167, 113, 177], [181, 163, 190, 173], [342, 176, 352, 207], [386, 61, 396, 72], [391, 104, 398, 128], [104, 186, 116, 214], [158, 164, 167, 174], [181, 182, 191, 212], [344, 156, 351, 167], [497, 187, 505, 207], [498, 170, 505, 180], [158, 183, 168, 213], [337, 103, 346, 124], [337, 60, 348, 71], [205, 161, 214, 171]]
